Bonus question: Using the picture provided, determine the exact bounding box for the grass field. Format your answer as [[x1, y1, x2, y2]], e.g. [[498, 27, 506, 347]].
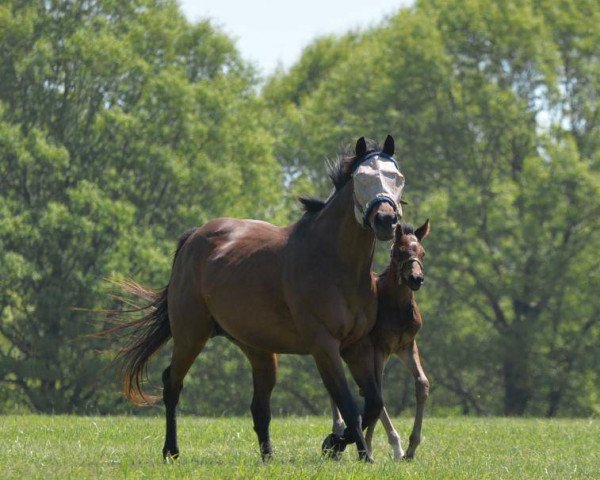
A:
[[1, 415, 598, 479]]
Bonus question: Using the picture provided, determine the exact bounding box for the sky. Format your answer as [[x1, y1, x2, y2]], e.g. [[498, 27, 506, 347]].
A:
[[179, 0, 412, 75]]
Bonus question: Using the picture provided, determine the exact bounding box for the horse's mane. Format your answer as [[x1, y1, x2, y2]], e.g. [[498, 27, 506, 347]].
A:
[[298, 139, 381, 213]]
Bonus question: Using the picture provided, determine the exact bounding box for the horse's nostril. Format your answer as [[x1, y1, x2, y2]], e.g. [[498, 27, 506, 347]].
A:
[[375, 213, 395, 229], [409, 275, 424, 286]]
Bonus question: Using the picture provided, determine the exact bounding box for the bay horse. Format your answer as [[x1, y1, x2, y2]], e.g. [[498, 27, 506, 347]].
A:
[[111, 136, 405, 462], [327, 220, 430, 460]]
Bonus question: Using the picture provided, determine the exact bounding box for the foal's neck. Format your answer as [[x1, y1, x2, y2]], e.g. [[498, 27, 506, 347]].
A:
[[380, 265, 414, 307]]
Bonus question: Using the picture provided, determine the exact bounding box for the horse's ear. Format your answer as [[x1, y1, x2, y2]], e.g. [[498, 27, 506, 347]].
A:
[[355, 137, 367, 157], [383, 135, 395, 156], [415, 219, 430, 241]]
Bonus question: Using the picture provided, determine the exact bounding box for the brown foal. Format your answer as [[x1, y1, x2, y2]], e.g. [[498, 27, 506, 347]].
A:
[[329, 220, 430, 460], [111, 136, 406, 462]]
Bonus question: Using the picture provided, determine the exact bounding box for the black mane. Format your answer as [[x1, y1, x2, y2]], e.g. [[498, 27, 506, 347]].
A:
[[299, 138, 381, 213], [399, 223, 414, 236]]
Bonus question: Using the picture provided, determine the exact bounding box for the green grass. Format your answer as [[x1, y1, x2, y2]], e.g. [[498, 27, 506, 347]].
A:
[[1, 415, 598, 479]]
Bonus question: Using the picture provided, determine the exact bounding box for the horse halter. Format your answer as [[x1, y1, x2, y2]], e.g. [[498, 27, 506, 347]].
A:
[[394, 255, 424, 284], [396, 256, 424, 272], [351, 151, 405, 227]]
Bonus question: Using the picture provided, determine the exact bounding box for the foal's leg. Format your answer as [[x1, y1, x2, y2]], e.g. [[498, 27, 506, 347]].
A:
[[327, 398, 346, 460], [330, 397, 346, 436], [312, 336, 373, 462], [399, 341, 429, 459], [239, 345, 278, 461], [378, 406, 404, 460], [162, 300, 213, 460]]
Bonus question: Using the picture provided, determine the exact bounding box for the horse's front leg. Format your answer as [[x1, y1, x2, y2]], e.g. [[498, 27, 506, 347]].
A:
[[312, 336, 374, 462], [342, 338, 384, 435], [239, 345, 278, 461], [399, 340, 429, 459]]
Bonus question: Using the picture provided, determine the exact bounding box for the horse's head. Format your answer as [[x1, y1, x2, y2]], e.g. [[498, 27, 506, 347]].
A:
[[391, 220, 430, 291], [352, 136, 405, 241]]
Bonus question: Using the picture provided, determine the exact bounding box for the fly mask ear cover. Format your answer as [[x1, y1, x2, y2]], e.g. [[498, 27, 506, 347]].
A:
[[352, 152, 405, 226]]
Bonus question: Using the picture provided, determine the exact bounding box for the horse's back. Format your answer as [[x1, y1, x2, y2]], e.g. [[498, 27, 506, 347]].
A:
[[170, 217, 305, 353]]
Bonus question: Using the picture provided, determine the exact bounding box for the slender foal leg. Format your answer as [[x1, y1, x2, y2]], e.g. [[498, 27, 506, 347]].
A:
[[379, 407, 404, 460], [330, 397, 346, 436], [239, 346, 278, 461], [399, 341, 429, 459], [327, 398, 346, 460]]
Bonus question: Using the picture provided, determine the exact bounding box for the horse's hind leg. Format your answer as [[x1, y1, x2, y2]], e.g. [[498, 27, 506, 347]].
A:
[[162, 299, 213, 460], [238, 345, 278, 461]]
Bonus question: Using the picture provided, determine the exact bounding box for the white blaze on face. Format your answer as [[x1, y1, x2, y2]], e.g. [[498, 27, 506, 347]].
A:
[[352, 154, 405, 225]]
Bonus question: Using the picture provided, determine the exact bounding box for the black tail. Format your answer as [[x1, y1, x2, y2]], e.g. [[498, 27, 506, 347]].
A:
[[105, 228, 196, 405]]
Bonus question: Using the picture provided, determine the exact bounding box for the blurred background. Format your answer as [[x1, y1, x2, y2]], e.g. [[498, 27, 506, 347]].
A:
[[0, 0, 598, 418]]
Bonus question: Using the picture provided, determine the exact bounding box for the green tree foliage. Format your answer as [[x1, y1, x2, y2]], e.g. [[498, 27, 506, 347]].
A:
[[263, 0, 600, 416], [1, 0, 598, 418], [0, 0, 283, 413]]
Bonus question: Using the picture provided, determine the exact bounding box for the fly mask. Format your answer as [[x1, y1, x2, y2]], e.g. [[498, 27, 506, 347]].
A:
[[352, 152, 405, 227]]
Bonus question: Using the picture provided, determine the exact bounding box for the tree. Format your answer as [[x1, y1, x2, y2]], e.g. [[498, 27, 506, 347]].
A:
[[0, 0, 283, 413], [264, 0, 600, 416]]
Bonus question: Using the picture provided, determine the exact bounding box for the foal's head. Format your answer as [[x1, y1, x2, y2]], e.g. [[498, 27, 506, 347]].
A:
[[391, 220, 430, 291]]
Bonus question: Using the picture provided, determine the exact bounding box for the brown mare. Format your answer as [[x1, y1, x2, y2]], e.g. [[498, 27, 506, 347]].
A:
[[328, 220, 430, 460], [112, 136, 405, 462]]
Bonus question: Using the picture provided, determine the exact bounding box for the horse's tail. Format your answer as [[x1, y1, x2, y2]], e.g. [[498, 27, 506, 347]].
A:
[[106, 229, 195, 405]]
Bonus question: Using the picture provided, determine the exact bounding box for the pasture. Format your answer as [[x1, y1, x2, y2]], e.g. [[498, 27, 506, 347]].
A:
[[1, 415, 597, 479]]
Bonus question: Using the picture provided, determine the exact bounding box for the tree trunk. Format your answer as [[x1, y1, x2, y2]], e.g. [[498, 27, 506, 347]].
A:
[[502, 320, 532, 416]]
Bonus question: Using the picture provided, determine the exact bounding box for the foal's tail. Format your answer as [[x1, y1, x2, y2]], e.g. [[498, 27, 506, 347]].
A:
[[106, 229, 195, 405]]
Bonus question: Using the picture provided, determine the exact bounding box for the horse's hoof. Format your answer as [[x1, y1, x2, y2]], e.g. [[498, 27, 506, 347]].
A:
[[163, 448, 179, 463], [321, 433, 346, 460], [359, 450, 375, 463], [261, 452, 273, 463]]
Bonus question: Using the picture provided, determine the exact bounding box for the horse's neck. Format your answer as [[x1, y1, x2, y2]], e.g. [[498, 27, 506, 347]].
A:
[[312, 184, 375, 277]]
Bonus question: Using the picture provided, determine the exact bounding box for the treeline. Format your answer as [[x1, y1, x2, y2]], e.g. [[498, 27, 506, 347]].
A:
[[0, 0, 598, 417]]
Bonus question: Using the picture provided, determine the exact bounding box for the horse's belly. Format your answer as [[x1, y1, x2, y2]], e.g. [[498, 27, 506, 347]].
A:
[[203, 267, 307, 354]]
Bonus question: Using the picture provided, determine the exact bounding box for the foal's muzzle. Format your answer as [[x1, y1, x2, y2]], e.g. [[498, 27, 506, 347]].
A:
[[407, 274, 424, 291]]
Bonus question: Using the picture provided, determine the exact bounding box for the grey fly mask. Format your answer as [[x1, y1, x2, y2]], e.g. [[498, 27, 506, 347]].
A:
[[352, 152, 405, 226]]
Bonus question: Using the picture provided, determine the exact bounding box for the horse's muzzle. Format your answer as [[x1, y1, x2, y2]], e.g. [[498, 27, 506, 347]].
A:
[[372, 211, 397, 240]]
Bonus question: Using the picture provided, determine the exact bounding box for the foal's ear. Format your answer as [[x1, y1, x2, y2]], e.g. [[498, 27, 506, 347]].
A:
[[382, 135, 395, 156], [415, 219, 431, 241], [394, 224, 404, 242], [355, 137, 367, 157]]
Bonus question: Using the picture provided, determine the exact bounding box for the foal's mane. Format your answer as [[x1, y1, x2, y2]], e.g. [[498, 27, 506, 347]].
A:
[[298, 138, 382, 214]]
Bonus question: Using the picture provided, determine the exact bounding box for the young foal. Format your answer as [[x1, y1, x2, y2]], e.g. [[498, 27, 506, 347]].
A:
[[328, 220, 430, 460]]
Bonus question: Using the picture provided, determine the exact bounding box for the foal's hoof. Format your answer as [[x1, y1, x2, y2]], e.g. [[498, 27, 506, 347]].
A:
[[321, 433, 346, 460]]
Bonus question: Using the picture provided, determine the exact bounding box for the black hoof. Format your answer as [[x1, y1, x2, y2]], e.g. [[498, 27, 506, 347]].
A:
[[359, 450, 374, 463], [322, 433, 346, 460], [163, 447, 179, 462], [261, 452, 273, 463]]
